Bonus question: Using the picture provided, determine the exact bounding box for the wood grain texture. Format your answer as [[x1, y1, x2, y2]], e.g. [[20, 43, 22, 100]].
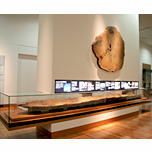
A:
[[0, 98, 150, 131], [1, 105, 152, 139], [8, 98, 150, 122], [18, 93, 141, 113], [92, 26, 125, 72], [51, 111, 139, 138]]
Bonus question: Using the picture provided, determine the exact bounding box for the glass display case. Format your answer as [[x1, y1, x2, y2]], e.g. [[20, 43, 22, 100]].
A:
[[143, 69, 152, 98], [0, 88, 150, 128], [0, 92, 83, 125]]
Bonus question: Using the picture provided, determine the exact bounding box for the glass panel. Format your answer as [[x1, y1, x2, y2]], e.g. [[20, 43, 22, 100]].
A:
[[55, 93, 82, 99], [0, 88, 150, 126], [0, 93, 10, 125], [143, 69, 151, 89], [143, 69, 152, 98]]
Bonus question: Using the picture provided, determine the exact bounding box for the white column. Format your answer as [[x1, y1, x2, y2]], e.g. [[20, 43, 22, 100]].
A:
[[37, 14, 54, 94]]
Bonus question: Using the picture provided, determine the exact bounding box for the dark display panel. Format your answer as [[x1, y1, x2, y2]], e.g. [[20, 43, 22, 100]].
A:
[[115, 81, 121, 90], [55, 80, 71, 93], [134, 81, 139, 89], [121, 81, 130, 90], [87, 81, 95, 91], [71, 80, 79, 92], [106, 81, 114, 91], [55, 80, 139, 93], [95, 81, 106, 91], [79, 81, 88, 92], [72, 80, 95, 92], [105, 81, 121, 91], [121, 81, 139, 90]]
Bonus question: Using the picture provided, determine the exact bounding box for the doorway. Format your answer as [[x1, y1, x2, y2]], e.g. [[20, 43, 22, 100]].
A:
[[142, 63, 151, 89], [17, 54, 37, 94]]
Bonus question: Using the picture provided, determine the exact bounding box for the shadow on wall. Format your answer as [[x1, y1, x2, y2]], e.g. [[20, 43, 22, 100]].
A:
[[91, 48, 121, 80], [85, 46, 121, 80]]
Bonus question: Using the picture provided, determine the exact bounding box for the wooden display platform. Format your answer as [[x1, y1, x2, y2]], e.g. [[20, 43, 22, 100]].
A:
[[0, 98, 151, 131], [81, 93, 92, 97]]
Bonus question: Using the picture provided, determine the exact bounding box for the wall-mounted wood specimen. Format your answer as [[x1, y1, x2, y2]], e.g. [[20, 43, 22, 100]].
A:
[[92, 26, 125, 72]]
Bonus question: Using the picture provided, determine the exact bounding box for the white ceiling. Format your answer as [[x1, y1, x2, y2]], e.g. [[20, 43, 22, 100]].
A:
[[139, 14, 152, 47]]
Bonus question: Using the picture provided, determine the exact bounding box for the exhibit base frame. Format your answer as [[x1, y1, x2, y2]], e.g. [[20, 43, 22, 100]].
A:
[[0, 97, 150, 139]]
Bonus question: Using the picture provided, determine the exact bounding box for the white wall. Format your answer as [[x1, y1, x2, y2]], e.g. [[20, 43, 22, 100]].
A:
[[18, 46, 38, 94], [0, 14, 38, 47], [139, 42, 152, 87], [0, 14, 39, 104], [51, 14, 140, 93], [0, 43, 18, 94], [0, 14, 141, 99]]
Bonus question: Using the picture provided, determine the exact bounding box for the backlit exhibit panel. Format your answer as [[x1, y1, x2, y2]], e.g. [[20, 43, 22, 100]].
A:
[[79, 81, 95, 92], [71, 81, 79, 92], [121, 81, 139, 90], [55, 80, 71, 93], [72, 80, 95, 92], [79, 81, 88, 92], [95, 81, 106, 91], [55, 80, 96, 93], [55, 80, 139, 93], [106, 81, 114, 91], [135, 82, 139, 89], [105, 81, 121, 91], [115, 82, 121, 90]]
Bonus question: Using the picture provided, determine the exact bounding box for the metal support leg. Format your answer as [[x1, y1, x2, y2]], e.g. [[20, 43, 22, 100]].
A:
[[139, 105, 142, 115]]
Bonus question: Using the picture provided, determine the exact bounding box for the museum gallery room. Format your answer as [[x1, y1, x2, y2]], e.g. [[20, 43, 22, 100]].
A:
[[1, 13, 152, 144]]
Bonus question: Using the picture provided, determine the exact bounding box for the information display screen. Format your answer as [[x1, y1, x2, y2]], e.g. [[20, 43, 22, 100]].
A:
[[71, 80, 79, 92], [105, 81, 121, 91], [121, 81, 139, 90], [79, 81, 88, 92], [114, 81, 121, 90], [134, 82, 139, 89], [121, 81, 128, 89], [95, 81, 106, 91], [55, 80, 139, 93], [78, 81, 95, 92], [130, 81, 139, 89], [106, 81, 115, 91], [87, 81, 95, 91], [55, 80, 71, 93], [71, 80, 95, 92]]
